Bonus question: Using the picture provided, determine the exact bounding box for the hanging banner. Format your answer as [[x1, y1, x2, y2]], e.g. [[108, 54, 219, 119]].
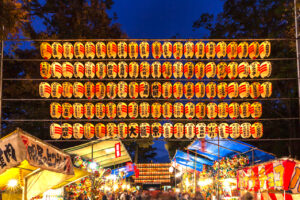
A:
[[115, 142, 121, 158]]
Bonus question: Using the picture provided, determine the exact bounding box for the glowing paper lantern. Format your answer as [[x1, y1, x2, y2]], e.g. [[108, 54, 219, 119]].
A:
[[118, 81, 128, 98], [184, 41, 194, 58], [196, 123, 206, 138], [62, 62, 74, 78], [259, 41, 271, 58], [95, 123, 106, 139], [62, 103, 73, 119], [151, 123, 162, 138], [207, 102, 218, 119], [250, 102, 262, 119], [73, 82, 84, 98], [95, 103, 105, 119], [218, 102, 228, 119], [73, 103, 84, 119], [107, 62, 118, 78], [84, 123, 95, 139], [95, 82, 106, 99], [195, 62, 205, 79], [185, 123, 195, 139], [74, 62, 84, 78], [216, 41, 227, 58], [230, 123, 241, 139], [140, 41, 150, 58], [85, 62, 95, 78], [151, 82, 162, 98], [61, 123, 73, 139], [95, 42, 106, 58], [128, 42, 139, 59], [184, 82, 194, 99], [50, 102, 62, 119], [129, 62, 139, 78], [248, 42, 259, 59], [85, 42, 95, 59], [251, 122, 263, 139], [162, 82, 172, 99], [173, 42, 183, 59], [239, 102, 251, 118], [207, 123, 218, 138], [185, 102, 195, 119], [74, 42, 85, 59], [139, 81, 150, 98], [40, 42, 52, 59], [163, 123, 173, 138], [128, 102, 139, 119], [227, 42, 237, 59], [73, 123, 84, 140], [241, 123, 251, 138], [152, 41, 162, 59], [237, 42, 248, 59], [117, 42, 128, 58], [217, 82, 228, 99], [84, 103, 95, 119], [205, 42, 216, 59], [140, 102, 150, 118], [128, 123, 139, 138], [206, 82, 217, 99], [151, 102, 162, 119], [173, 62, 183, 78], [195, 82, 205, 98], [162, 42, 172, 58], [239, 82, 250, 98], [217, 62, 227, 79], [117, 61, 128, 78], [162, 102, 172, 119], [173, 102, 184, 118], [51, 62, 63, 79], [95, 62, 106, 79], [259, 61, 272, 78], [238, 62, 249, 78], [173, 82, 183, 99], [195, 41, 205, 58], [140, 123, 150, 138], [51, 82, 62, 98], [129, 82, 139, 99], [228, 102, 239, 119], [106, 82, 117, 99], [84, 82, 95, 99], [184, 62, 194, 79], [140, 61, 150, 78], [162, 62, 172, 79], [50, 123, 62, 139], [219, 123, 229, 139], [151, 61, 162, 78], [195, 102, 206, 119], [205, 62, 216, 78], [117, 102, 127, 119], [40, 62, 51, 79], [228, 82, 239, 99], [106, 102, 117, 119], [62, 82, 73, 98], [174, 123, 184, 139], [227, 62, 238, 79], [63, 42, 74, 59], [107, 42, 117, 58], [249, 61, 260, 78], [106, 123, 117, 138], [250, 82, 261, 99], [118, 123, 128, 139], [260, 82, 272, 98]]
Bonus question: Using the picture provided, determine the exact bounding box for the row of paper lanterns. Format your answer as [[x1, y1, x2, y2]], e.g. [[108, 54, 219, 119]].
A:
[[40, 61, 271, 79], [40, 81, 272, 99], [41, 41, 271, 60], [50, 122, 263, 140], [133, 176, 170, 179], [135, 180, 170, 183], [49, 101, 262, 119], [137, 164, 171, 167]]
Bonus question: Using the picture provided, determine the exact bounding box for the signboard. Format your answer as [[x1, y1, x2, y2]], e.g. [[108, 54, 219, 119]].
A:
[[115, 142, 121, 158]]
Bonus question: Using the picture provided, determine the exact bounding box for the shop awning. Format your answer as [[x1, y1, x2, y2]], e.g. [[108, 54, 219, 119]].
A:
[[65, 139, 132, 168], [187, 137, 275, 163]]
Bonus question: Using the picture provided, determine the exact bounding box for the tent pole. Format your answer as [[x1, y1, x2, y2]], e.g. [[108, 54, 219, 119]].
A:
[[217, 137, 220, 200], [194, 154, 196, 194], [0, 31, 4, 137]]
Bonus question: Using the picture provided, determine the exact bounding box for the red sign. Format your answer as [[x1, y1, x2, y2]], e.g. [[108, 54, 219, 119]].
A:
[[115, 142, 121, 158]]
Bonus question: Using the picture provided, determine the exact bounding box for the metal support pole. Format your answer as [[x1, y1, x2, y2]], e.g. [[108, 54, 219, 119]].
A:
[[0, 29, 4, 137], [295, 0, 300, 120], [194, 155, 196, 194], [217, 137, 220, 200]]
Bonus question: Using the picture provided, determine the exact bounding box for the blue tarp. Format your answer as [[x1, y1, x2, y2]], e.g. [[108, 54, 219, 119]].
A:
[[111, 165, 135, 178]]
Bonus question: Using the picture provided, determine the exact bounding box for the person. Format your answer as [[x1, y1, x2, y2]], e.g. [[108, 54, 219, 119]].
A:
[[241, 192, 254, 200], [102, 192, 108, 200], [120, 191, 127, 200]]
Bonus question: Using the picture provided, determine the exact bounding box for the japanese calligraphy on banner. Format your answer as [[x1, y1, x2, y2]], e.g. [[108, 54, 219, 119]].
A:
[[237, 159, 300, 193], [0, 129, 74, 175], [115, 142, 121, 158]]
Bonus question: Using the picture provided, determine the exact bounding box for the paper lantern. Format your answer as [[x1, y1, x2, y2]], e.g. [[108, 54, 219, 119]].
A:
[[259, 41, 271, 58], [152, 41, 162, 59], [250, 82, 261, 99], [85, 42, 95, 59], [183, 62, 194, 79], [40, 62, 51, 79], [163, 123, 173, 138], [140, 61, 150, 78], [162, 82, 172, 99], [241, 123, 251, 138], [84, 82, 95, 99], [184, 41, 194, 58], [73, 103, 84, 119], [185, 123, 195, 139], [173, 102, 184, 118], [106, 82, 117, 99], [227, 42, 237, 59], [40, 42, 52, 59], [219, 123, 229, 139], [216, 41, 227, 58], [195, 42, 205, 58], [207, 102, 218, 119], [238, 62, 249, 78], [237, 42, 249, 59], [128, 102, 139, 119], [239, 82, 250, 98], [217, 82, 228, 99], [173, 42, 183, 59], [239, 102, 251, 118], [106, 62, 117, 78], [95, 123, 106, 139], [118, 123, 128, 139], [95, 62, 106, 79], [162, 102, 172, 119], [84, 123, 95, 139], [151, 61, 162, 78], [196, 123, 206, 138], [228, 82, 239, 99], [195, 82, 205, 98], [62, 103, 73, 119], [205, 42, 216, 59], [62, 82, 73, 98], [84, 62, 95, 78], [205, 62, 216, 78], [50, 62, 62, 79], [206, 82, 217, 99], [251, 122, 263, 139], [248, 61, 260, 79], [129, 123, 139, 138], [128, 42, 138, 59], [162, 62, 172, 79], [229, 123, 240, 139], [107, 42, 117, 58], [62, 123, 73, 139], [259, 61, 272, 78], [84, 103, 95, 119], [117, 61, 128, 78], [106, 123, 117, 138], [140, 41, 150, 58], [117, 102, 128, 118], [217, 62, 227, 79], [140, 102, 150, 118], [151, 123, 162, 138], [218, 102, 228, 119], [95, 42, 106, 58], [51, 82, 62, 98], [194, 62, 205, 79], [228, 102, 239, 119], [129, 82, 139, 99], [140, 123, 151, 138], [73, 62, 84, 78], [73, 82, 84, 98], [50, 102, 62, 119], [50, 123, 62, 139], [227, 62, 238, 79], [95, 103, 105, 119], [195, 102, 206, 119], [173, 62, 183, 78], [161, 42, 172, 58], [117, 42, 128, 58], [185, 102, 195, 119], [95, 82, 106, 99], [151, 82, 162, 98], [106, 102, 117, 119], [62, 62, 74, 78], [173, 82, 183, 99], [63, 42, 74, 59], [139, 81, 150, 98], [74, 42, 85, 59], [128, 62, 139, 78], [260, 82, 272, 98], [184, 82, 194, 99], [250, 102, 262, 119], [118, 81, 128, 98], [72, 123, 84, 140], [207, 123, 218, 138], [174, 123, 184, 139], [248, 42, 259, 59], [151, 102, 162, 119]]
